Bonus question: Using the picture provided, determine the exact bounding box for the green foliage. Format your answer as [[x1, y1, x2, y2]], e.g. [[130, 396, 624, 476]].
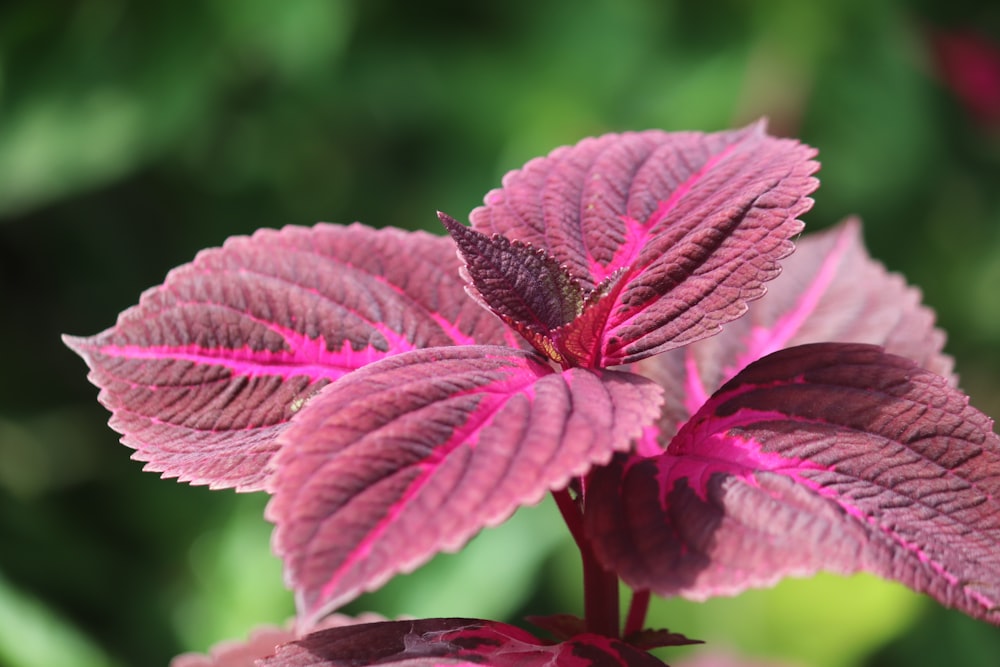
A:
[[2, 1, 998, 664]]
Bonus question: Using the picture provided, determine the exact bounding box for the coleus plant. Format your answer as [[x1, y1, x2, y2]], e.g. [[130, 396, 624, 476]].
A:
[[65, 122, 1000, 667]]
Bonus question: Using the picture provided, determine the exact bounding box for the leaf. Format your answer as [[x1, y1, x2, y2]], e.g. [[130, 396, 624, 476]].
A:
[[170, 614, 385, 667], [171, 626, 294, 667], [266, 345, 662, 625], [585, 343, 1000, 625], [64, 223, 509, 491], [260, 618, 667, 667], [624, 629, 704, 651], [469, 122, 819, 366], [635, 218, 954, 442], [440, 212, 584, 340]]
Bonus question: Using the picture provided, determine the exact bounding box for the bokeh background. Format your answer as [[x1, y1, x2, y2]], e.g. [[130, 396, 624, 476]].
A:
[[2, 1, 1000, 665]]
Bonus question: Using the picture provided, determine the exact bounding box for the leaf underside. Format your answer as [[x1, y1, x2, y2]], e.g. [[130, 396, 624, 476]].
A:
[[64, 223, 509, 491], [266, 345, 662, 625], [261, 618, 667, 667], [469, 122, 820, 366], [585, 343, 1000, 626]]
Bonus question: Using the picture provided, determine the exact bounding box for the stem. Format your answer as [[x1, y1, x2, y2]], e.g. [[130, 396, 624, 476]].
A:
[[552, 487, 586, 549], [623, 589, 650, 637], [582, 548, 620, 638], [553, 484, 620, 638]]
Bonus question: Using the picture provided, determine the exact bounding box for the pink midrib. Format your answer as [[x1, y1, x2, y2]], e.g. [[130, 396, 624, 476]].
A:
[[660, 398, 998, 613], [572, 142, 743, 366], [678, 224, 852, 421], [97, 320, 437, 383], [587, 142, 740, 283], [313, 366, 547, 612], [727, 223, 854, 380]]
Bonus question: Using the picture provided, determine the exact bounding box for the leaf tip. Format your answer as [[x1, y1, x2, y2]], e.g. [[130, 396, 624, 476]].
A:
[[437, 210, 464, 231], [61, 333, 90, 357]]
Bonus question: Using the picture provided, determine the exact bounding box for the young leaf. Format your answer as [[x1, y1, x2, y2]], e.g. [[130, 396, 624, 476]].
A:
[[635, 218, 954, 443], [64, 224, 509, 491], [585, 343, 1000, 625], [470, 122, 820, 366], [440, 212, 584, 341], [260, 618, 667, 667], [266, 345, 662, 625]]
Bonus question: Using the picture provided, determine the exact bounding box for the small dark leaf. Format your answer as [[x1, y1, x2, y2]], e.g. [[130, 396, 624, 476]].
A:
[[268, 345, 662, 624], [440, 212, 584, 362], [260, 618, 668, 667], [525, 613, 587, 641], [624, 628, 703, 651], [587, 343, 1000, 625]]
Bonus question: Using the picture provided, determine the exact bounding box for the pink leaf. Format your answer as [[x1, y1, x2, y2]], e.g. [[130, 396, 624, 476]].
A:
[[586, 343, 1000, 625], [171, 626, 294, 667], [170, 614, 385, 667], [260, 618, 667, 667], [636, 219, 954, 442], [267, 345, 661, 625], [469, 122, 819, 366], [64, 223, 509, 491]]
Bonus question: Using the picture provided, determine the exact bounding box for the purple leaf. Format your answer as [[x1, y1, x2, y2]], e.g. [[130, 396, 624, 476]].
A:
[[170, 613, 387, 667], [64, 223, 509, 491], [586, 343, 1000, 625], [624, 629, 703, 651], [469, 122, 819, 366], [440, 212, 585, 332], [260, 618, 667, 667], [440, 212, 584, 365], [636, 218, 954, 443], [266, 345, 662, 625]]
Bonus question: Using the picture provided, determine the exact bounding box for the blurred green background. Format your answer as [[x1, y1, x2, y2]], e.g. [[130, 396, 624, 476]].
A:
[[2, 1, 999, 665]]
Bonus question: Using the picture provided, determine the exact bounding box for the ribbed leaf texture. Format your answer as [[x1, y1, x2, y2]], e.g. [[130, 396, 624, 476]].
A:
[[440, 212, 585, 334], [260, 618, 667, 667], [466, 122, 819, 366], [267, 345, 662, 625], [635, 218, 954, 442], [66, 122, 1000, 642], [64, 224, 508, 490], [585, 343, 1000, 625]]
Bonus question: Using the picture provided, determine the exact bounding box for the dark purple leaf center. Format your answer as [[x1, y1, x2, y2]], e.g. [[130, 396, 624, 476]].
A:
[[441, 212, 617, 368]]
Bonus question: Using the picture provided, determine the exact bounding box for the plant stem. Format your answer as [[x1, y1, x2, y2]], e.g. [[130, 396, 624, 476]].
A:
[[582, 548, 620, 638], [553, 487, 586, 548], [624, 589, 650, 637], [554, 485, 620, 638]]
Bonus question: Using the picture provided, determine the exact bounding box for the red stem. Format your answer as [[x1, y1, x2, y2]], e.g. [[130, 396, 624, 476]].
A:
[[624, 589, 650, 637], [582, 549, 620, 638], [552, 485, 621, 638], [552, 487, 586, 548]]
